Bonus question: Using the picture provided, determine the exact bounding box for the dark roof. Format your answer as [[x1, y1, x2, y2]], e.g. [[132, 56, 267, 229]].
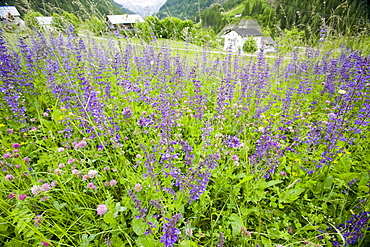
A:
[[233, 27, 263, 37]]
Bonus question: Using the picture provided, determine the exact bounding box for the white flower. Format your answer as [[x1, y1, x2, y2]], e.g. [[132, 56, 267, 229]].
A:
[[87, 170, 98, 178], [31, 185, 41, 195], [338, 89, 346, 95]]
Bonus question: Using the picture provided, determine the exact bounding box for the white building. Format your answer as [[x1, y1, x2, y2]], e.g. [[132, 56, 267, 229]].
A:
[[221, 19, 276, 53], [0, 6, 25, 28], [107, 14, 144, 29], [35, 16, 54, 31], [222, 27, 264, 52]]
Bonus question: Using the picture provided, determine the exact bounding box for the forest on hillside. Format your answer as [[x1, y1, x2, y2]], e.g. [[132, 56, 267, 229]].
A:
[[156, 0, 218, 20], [200, 0, 369, 38]]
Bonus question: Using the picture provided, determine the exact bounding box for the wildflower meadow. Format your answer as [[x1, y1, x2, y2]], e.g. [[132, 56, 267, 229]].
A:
[[0, 27, 369, 247]]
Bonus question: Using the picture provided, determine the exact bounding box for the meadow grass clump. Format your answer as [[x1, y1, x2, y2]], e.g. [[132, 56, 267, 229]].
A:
[[0, 27, 369, 247]]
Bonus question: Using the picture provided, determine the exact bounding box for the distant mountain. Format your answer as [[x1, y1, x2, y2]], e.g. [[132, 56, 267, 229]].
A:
[[0, 0, 131, 18], [113, 0, 166, 16]]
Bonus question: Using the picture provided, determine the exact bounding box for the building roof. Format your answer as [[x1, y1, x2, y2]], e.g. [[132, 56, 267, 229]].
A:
[[107, 14, 144, 25], [232, 28, 263, 37], [35, 16, 54, 25], [0, 6, 20, 19], [238, 19, 261, 31], [261, 36, 275, 45]]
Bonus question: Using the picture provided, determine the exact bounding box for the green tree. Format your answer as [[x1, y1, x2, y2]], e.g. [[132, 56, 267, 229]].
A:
[[243, 37, 258, 53], [242, 2, 251, 16], [87, 16, 106, 36], [23, 10, 43, 30]]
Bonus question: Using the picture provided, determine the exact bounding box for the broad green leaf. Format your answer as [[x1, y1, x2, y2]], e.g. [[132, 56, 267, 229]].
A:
[[81, 234, 90, 247], [40, 118, 54, 131], [132, 218, 147, 236], [103, 211, 117, 226], [266, 179, 283, 188], [136, 235, 160, 247], [237, 175, 254, 185], [261, 236, 272, 247], [324, 175, 333, 190], [0, 223, 9, 232], [53, 201, 67, 210], [229, 213, 243, 236], [280, 188, 305, 203], [179, 240, 197, 247]]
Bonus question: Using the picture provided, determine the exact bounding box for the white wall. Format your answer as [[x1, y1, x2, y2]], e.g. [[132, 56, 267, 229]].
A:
[[223, 31, 263, 53]]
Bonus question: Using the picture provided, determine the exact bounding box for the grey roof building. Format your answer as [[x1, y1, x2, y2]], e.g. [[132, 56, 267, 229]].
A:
[[0, 6, 25, 29], [232, 27, 264, 37], [0, 6, 20, 19]]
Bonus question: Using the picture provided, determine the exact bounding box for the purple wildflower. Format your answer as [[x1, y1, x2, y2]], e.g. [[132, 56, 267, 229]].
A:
[[160, 213, 182, 247], [18, 194, 27, 200], [12, 143, 20, 148], [223, 135, 243, 148]]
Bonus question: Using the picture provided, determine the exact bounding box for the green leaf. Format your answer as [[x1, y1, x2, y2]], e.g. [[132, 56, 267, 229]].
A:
[[136, 235, 160, 247], [280, 188, 305, 203], [229, 213, 243, 236], [53, 201, 67, 210], [358, 185, 369, 193], [179, 240, 197, 247], [40, 118, 54, 131], [132, 218, 147, 236], [324, 175, 333, 190], [266, 179, 283, 188], [114, 202, 127, 218], [359, 172, 369, 186], [103, 211, 117, 226], [52, 109, 62, 124], [81, 234, 90, 247], [237, 175, 254, 185], [244, 207, 259, 216], [261, 236, 272, 247], [0, 223, 9, 232]]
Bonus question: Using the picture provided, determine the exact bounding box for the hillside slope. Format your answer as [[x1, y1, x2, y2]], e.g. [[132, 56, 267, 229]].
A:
[[0, 0, 132, 18], [156, 0, 216, 20], [156, 0, 248, 20]]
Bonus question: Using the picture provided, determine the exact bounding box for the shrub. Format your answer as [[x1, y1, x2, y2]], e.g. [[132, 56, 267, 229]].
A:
[[243, 37, 258, 52]]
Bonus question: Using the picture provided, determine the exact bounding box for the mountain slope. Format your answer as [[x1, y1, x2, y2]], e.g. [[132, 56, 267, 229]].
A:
[[156, 0, 216, 20], [156, 0, 247, 20], [0, 0, 130, 18]]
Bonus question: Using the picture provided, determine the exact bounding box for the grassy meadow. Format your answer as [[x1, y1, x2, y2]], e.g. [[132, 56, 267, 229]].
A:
[[0, 27, 369, 247]]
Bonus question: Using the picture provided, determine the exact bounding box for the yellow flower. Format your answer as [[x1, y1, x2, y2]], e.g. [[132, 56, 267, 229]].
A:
[[58, 115, 64, 120], [338, 153, 343, 157], [0, 124, 5, 127], [333, 160, 338, 164], [346, 151, 351, 154], [292, 172, 298, 176]]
